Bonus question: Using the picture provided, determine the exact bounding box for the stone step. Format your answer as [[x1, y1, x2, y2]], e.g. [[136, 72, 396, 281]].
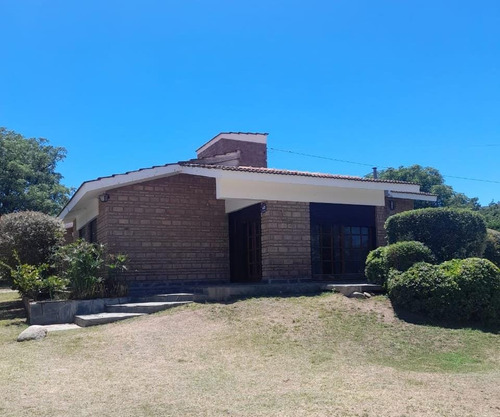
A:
[[140, 293, 195, 303], [74, 312, 145, 327], [322, 283, 383, 296], [105, 301, 192, 314]]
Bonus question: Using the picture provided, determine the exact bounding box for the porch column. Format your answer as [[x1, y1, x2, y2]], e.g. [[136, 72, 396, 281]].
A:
[[375, 197, 415, 247]]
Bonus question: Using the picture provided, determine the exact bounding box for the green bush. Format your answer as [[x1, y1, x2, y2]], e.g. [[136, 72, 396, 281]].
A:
[[0, 211, 65, 281], [385, 208, 487, 263], [388, 258, 500, 325], [9, 262, 68, 301], [365, 247, 387, 286], [365, 241, 434, 287], [54, 240, 128, 299], [483, 229, 500, 267], [385, 241, 435, 272]]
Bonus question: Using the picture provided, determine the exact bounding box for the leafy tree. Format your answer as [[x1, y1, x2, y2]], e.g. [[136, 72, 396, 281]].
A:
[[480, 202, 500, 231], [0, 127, 72, 215], [368, 164, 480, 209]]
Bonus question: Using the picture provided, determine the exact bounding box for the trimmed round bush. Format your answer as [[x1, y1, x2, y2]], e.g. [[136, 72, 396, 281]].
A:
[[365, 241, 434, 287], [385, 241, 435, 272], [365, 247, 387, 286], [385, 208, 487, 263], [483, 229, 500, 268], [0, 211, 65, 280], [388, 258, 500, 325]]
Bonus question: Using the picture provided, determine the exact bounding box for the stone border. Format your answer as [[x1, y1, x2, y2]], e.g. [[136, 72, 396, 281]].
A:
[[24, 297, 132, 325]]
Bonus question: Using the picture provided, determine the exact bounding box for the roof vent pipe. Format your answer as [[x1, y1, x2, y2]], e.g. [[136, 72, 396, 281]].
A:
[[372, 167, 378, 179]]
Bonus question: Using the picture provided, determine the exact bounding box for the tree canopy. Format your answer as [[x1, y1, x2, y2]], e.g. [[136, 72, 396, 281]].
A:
[[369, 164, 480, 210], [480, 202, 500, 231], [0, 127, 72, 215]]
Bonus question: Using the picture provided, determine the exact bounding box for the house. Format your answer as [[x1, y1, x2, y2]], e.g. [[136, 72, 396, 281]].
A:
[[59, 132, 436, 292]]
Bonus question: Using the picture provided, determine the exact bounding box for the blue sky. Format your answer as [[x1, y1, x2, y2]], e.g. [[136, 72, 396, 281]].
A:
[[1, 0, 499, 204]]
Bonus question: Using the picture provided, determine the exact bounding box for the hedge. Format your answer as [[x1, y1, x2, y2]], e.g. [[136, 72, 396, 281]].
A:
[[365, 241, 434, 287], [385, 208, 487, 263], [388, 258, 500, 325]]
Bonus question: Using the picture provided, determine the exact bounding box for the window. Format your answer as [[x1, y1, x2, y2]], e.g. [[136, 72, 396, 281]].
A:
[[78, 218, 98, 243]]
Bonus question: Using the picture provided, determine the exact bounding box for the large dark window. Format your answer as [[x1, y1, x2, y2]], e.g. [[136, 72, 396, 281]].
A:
[[310, 203, 375, 278]]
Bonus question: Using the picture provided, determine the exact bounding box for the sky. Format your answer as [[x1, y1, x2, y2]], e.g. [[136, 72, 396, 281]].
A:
[[1, 0, 499, 204]]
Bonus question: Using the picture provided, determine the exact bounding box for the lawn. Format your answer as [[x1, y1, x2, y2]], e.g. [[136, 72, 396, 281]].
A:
[[0, 290, 499, 416]]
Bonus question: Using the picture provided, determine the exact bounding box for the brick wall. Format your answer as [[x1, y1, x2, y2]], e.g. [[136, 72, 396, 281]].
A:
[[97, 174, 230, 283], [198, 138, 267, 167], [375, 197, 414, 246], [260, 201, 312, 280]]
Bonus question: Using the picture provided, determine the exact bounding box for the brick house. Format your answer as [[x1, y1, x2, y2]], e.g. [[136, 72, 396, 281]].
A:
[[59, 132, 436, 290]]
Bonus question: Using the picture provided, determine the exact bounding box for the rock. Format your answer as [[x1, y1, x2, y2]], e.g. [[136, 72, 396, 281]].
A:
[[17, 325, 48, 342], [349, 292, 366, 299], [363, 292, 372, 298]]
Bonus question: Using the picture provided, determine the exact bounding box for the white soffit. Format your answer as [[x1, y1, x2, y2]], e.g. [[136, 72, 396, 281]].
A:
[[387, 191, 437, 202], [216, 178, 386, 207], [225, 199, 262, 213]]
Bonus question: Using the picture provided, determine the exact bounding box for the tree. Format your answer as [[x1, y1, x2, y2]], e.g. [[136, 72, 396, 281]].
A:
[[368, 164, 480, 209], [0, 127, 72, 215], [480, 201, 500, 231]]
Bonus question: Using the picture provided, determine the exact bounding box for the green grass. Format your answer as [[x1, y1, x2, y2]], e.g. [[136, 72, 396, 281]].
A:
[[0, 291, 499, 416]]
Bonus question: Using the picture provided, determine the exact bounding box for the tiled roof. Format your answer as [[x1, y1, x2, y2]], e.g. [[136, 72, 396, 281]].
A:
[[179, 163, 418, 185]]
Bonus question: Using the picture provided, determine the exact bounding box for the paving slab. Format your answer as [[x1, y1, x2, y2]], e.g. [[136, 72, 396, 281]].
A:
[[43, 323, 82, 332], [106, 301, 192, 314], [75, 312, 145, 327]]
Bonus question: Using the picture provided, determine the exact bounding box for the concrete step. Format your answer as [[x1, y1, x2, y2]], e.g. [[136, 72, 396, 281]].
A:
[[322, 283, 383, 296], [140, 293, 195, 303], [75, 312, 145, 327], [105, 301, 192, 314]]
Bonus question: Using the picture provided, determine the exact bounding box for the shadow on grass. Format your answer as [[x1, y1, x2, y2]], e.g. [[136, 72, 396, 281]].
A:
[[392, 304, 499, 335], [0, 299, 26, 322]]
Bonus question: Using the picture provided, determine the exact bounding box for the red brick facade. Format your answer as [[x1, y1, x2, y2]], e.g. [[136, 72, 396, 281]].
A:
[[375, 197, 414, 246], [97, 174, 230, 283], [261, 201, 312, 280], [73, 175, 416, 285]]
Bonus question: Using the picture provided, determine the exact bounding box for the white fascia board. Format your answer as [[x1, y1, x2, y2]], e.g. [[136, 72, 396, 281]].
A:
[[183, 166, 421, 193], [217, 178, 386, 206], [59, 164, 183, 222], [387, 191, 438, 202], [197, 133, 268, 155]]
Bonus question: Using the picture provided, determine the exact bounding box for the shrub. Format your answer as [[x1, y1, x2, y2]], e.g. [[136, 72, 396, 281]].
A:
[[388, 258, 500, 325], [365, 241, 434, 287], [0, 211, 65, 281], [54, 240, 128, 299], [385, 241, 435, 272], [385, 208, 487, 263], [365, 247, 387, 286], [483, 229, 500, 267], [8, 262, 68, 301]]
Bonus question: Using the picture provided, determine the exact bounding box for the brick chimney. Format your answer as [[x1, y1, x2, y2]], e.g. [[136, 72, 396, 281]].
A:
[[195, 132, 268, 167]]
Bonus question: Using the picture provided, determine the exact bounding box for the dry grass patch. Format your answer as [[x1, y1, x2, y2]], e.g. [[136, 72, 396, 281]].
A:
[[0, 291, 499, 416]]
